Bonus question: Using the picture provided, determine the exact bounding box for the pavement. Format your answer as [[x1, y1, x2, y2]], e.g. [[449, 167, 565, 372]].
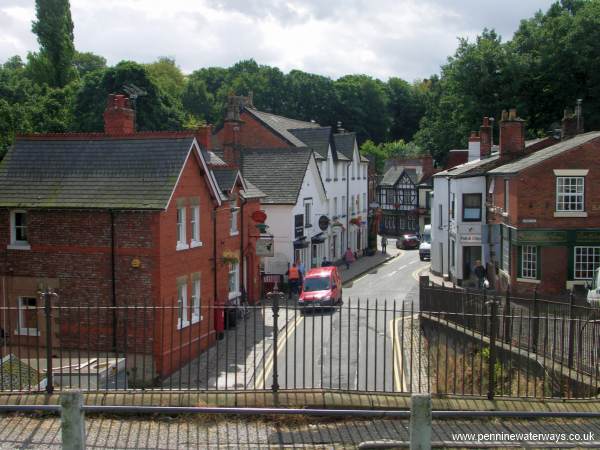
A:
[[1, 413, 599, 448]]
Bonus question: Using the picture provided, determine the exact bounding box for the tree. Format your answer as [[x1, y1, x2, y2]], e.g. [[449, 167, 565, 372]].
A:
[[283, 70, 337, 125], [182, 75, 214, 122], [145, 57, 186, 98], [334, 74, 390, 143], [72, 61, 184, 132], [73, 51, 107, 77], [386, 77, 426, 142], [31, 0, 76, 87]]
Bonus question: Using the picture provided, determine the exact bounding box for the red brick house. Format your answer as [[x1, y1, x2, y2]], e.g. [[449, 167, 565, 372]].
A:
[[487, 109, 600, 297], [0, 94, 263, 381]]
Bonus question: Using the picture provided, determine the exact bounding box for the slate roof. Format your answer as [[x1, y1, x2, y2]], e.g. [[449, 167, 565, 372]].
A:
[[333, 133, 356, 160], [240, 148, 313, 204], [202, 150, 226, 167], [240, 180, 266, 199], [0, 137, 199, 209], [433, 155, 501, 179], [488, 132, 600, 175], [245, 108, 320, 147], [380, 167, 421, 186], [212, 168, 239, 193], [288, 127, 331, 160]]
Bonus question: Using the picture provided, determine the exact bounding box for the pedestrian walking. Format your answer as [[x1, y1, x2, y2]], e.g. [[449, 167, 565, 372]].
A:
[[381, 236, 388, 254], [474, 260, 486, 289], [286, 263, 301, 299], [344, 247, 355, 269]]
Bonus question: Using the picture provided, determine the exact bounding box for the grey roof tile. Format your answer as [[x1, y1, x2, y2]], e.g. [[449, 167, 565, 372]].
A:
[[240, 180, 266, 199], [240, 148, 312, 204], [333, 132, 356, 160], [212, 168, 239, 193], [288, 127, 331, 159], [0, 137, 195, 209], [489, 132, 600, 175], [245, 108, 320, 147]]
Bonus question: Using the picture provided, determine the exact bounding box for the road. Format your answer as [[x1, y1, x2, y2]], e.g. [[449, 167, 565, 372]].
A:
[[255, 246, 430, 392]]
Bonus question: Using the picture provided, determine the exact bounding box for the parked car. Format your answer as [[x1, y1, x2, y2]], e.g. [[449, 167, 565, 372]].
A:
[[298, 266, 342, 310], [418, 225, 431, 261], [396, 233, 420, 250]]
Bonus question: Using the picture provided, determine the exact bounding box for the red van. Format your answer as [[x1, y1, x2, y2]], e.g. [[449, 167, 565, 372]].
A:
[[298, 266, 343, 308]]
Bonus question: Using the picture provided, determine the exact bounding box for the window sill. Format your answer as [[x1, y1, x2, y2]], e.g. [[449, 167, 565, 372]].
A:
[[176, 242, 189, 251], [7, 243, 31, 251], [554, 211, 587, 218], [177, 320, 190, 330], [305, 224, 312, 229], [228, 291, 241, 300], [15, 328, 40, 337], [191, 315, 203, 324], [516, 277, 540, 284], [230, 231, 239, 236], [190, 240, 203, 248], [566, 280, 588, 290], [501, 212, 509, 217]]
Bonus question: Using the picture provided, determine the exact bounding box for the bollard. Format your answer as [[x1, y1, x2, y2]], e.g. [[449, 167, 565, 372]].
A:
[[409, 393, 432, 450], [60, 390, 86, 450]]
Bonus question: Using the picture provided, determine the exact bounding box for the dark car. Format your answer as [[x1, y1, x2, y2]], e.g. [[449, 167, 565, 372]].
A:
[[396, 233, 420, 250]]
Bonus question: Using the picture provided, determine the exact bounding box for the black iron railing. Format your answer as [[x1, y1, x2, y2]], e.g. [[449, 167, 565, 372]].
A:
[[0, 287, 598, 400]]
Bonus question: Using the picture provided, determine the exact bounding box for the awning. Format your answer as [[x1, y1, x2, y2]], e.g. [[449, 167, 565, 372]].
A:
[[293, 237, 309, 249], [311, 233, 326, 244]]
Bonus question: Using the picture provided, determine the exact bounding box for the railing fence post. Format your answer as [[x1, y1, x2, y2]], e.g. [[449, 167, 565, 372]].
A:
[[487, 297, 497, 401], [503, 287, 511, 344], [60, 390, 86, 450], [532, 286, 539, 353], [270, 290, 281, 393], [42, 288, 56, 395], [567, 290, 576, 369], [409, 393, 432, 450]]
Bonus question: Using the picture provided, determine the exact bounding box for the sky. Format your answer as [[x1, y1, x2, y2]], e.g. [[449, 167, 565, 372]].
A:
[[0, 0, 554, 81]]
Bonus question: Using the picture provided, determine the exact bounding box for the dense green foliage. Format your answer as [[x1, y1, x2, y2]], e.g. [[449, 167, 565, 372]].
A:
[[414, 0, 600, 164], [360, 140, 426, 173], [2, 0, 600, 167], [30, 0, 76, 87]]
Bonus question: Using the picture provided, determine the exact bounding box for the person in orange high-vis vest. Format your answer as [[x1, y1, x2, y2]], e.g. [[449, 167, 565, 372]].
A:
[[286, 263, 300, 299]]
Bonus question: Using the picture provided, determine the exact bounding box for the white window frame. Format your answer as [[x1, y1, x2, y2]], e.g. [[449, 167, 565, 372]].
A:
[[342, 195, 347, 216], [574, 246, 600, 280], [521, 245, 537, 279], [228, 262, 240, 300], [333, 197, 338, 218], [304, 200, 312, 227], [504, 179, 510, 215], [177, 280, 189, 329], [9, 210, 31, 250], [191, 277, 201, 324], [326, 158, 331, 180], [16, 296, 40, 336], [190, 205, 202, 247], [556, 176, 585, 212], [176, 207, 189, 251], [230, 201, 239, 236], [362, 193, 367, 212]]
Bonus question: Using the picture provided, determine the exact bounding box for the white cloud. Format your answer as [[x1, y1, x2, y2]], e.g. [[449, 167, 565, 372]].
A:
[[0, 0, 553, 80]]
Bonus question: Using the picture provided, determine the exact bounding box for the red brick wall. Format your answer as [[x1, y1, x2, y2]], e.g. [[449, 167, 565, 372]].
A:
[[215, 111, 292, 149], [0, 209, 159, 355], [515, 139, 600, 229], [155, 150, 218, 376]]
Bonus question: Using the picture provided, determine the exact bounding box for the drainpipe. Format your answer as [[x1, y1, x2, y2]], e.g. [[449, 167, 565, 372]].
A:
[[213, 204, 218, 327], [110, 210, 117, 352], [447, 177, 451, 281], [346, 162, 350, 249], [240, 195, 247, 302]]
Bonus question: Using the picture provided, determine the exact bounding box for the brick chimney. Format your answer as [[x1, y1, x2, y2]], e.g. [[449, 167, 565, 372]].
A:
[[103, 94, 135, 135], [479, 117, 492, 158], [499, 108, 525, 159], [222, 119, 242, 167], [194, 125, 212, 150], [420, 155, 434, 178], [467, 131, 480, 162], [561, 100, 584, 140]]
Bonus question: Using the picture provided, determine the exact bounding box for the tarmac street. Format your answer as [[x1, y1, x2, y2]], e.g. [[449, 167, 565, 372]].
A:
[[260, 245, 430, 391]]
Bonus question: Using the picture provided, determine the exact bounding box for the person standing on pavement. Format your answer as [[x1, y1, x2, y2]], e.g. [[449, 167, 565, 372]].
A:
[[297, 259, 305, 286], [381, 236, 388, 254], [321, 256, 331, 267], [344, 247, 355, 269], [474, 260, 486, 289], [286, 263, 301, 299]]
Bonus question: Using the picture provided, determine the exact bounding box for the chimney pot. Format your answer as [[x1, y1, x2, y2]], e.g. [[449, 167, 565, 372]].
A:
[[499, 107, 525, 158], [103, 93, 135, 135]]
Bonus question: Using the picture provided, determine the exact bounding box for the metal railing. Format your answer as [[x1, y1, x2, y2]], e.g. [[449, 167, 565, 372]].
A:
[[1, 287, 598, 400]]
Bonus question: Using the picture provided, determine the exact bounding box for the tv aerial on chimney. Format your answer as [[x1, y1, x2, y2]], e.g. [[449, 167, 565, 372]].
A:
[[122, 83, 147, 110]]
